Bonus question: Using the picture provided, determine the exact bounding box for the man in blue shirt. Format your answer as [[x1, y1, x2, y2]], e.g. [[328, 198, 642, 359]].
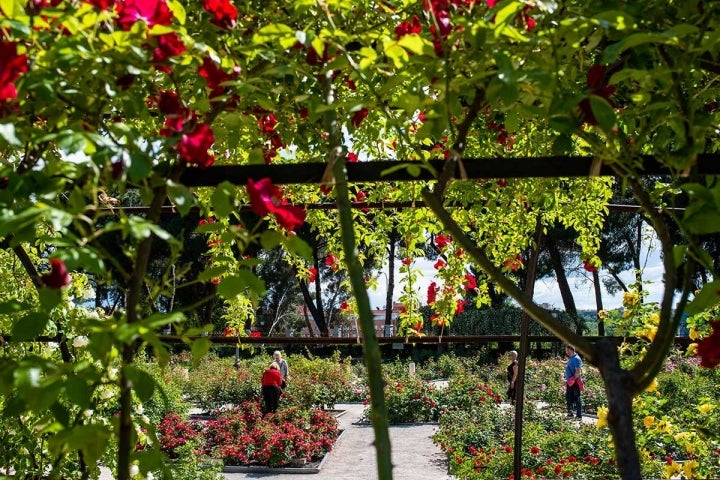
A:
[[564, 345, 583, 419]]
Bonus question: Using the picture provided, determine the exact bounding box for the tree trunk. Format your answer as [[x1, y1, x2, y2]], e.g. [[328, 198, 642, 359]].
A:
[[595, 338, 642, 479], [384, 227, 397, 335], [513, 221, 542, 480], [547, 236, 584, 333], [593, 268, 605, 335]]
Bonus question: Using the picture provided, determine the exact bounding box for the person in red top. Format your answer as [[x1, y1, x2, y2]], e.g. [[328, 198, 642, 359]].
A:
[[261, 362, 283, 414]]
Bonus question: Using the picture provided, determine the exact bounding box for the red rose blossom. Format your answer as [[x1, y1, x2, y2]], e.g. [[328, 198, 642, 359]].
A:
[[176, 123, 215, 168], [0, 42, 28, 102], [351, 108, 369, 128], [696, 321, 720, 368], [115, 0, 174, 31], [202, 0, 238, 29], [246, 177, 306, 231], [41, 258, 71, 289]]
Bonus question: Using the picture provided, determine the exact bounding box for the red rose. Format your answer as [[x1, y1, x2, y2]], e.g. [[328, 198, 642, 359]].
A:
[[41, 258, 71, 289], [697, 321, 720, 368]]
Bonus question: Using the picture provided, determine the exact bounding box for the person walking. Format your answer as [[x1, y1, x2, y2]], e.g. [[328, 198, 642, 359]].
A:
[[506, 350, 519, 405], [261, 362, 283, 414], [564, 345, 583, 419], [273, 350, 289, 389]]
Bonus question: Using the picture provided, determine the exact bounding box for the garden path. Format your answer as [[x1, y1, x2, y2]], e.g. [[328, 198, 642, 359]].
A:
[[222, 402, 455, 480]]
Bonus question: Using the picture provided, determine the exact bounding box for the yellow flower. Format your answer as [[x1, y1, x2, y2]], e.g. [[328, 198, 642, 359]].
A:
[[596, 406, 609, 428], [689, 327, 700, 340], [686, 343, 698, 355], [645, 378, 658, 392], [598, 309, 607, 319], [664, 462, 681, 479], [683, 459, 699, 479], [648, 312, 660, 325], [644, 415, 655, 428], [657, 419, 673, 434], [623, 309, 631, 319], [640, 326, 658, 341], [623, 291, 639, 306], [698, 403, 714, 414]]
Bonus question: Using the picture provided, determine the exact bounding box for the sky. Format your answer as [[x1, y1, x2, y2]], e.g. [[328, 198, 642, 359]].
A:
[[367, 242, 669, 313]]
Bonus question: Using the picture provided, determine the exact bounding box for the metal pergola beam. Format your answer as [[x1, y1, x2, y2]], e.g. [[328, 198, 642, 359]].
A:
[[178, 154, 720, 187]]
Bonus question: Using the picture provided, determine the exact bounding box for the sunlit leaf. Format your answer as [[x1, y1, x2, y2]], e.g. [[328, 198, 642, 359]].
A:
[[686, 280, 720, 314]]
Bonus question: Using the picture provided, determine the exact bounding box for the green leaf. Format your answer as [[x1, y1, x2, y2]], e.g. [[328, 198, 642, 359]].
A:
[[672, 245, 686, 268], [602, 33, 668, 63], [260, 230, 285, 250], [124, 365, 155, 402], [686, 280, 720, 314], [127, 152, 153, 183], [397, 34, 430, 55], [589, 95, 617, 132], [58, 247, 105, 276], [191, 337, 212, 364], [197, 265, 229, 282], [384, 42, 409, 68], [141, 312, 184, 330], [12, 312, 50, 341], [211, 181, 235, 219], [0, 300, 27, 315], [0, 0, 22, 18], [0, 123, 21, 146], [549, 115, 577, 135], [167, 0, 186, 24], [551, 134, 573, 155], [217, 271, 266, 299], [48, 424, 111, 468], [167, 180, 196, 217], [283, 235, 312, 261], [683, 212, 720, 234], [252, 23, 294, 46], [65, 374, 93, 409]]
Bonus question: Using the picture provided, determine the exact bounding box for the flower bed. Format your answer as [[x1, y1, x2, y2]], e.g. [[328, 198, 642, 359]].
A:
[[158, 401, 339, 468]]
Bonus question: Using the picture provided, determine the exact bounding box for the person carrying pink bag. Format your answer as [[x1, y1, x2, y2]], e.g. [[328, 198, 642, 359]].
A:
[[564, 345, 583, 419]]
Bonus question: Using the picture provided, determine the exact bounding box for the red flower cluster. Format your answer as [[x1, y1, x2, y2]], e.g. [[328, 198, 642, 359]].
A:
[[697, 321, 720, 368], [157, 412, 200, 458], [578, 64, 617, 126], [464, 273, 477, 291], [427, 282, 439, 304], [152, 33, 186, 71], [351, 108, 369, 128], [325, 254, 339, 271], [487, 121, 515, 149], [435, 233, 452, 250], [0, 41, 28, 103], [395, 15, 422, 39], [307, 266, 318, 283], [176, 123, 215, 168], [115, 0, 174, 31], [199, 403, 339, 467], [246, 178, 306, 231], [41, 258, 71, 289], [202, 0, 238, 29], [503, 254, 523, 271], [198, 57, 240, 104], [256, 113, 284, 164], [583, 258, 598, 272]]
